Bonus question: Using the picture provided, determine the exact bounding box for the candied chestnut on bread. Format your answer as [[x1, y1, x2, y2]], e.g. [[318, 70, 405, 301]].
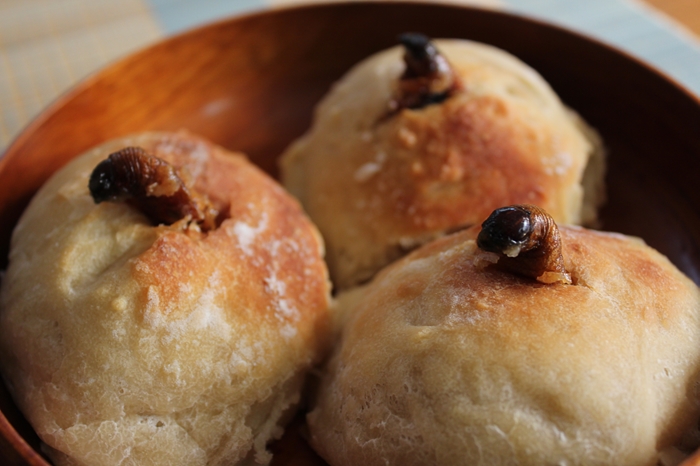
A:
[[0, 132, 332, 466], [307, 205, 700, 466], [280, 33, 605, 290]]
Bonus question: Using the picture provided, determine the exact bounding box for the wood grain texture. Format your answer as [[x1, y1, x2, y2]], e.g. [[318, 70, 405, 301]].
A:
[[1, 2, 700, 465]]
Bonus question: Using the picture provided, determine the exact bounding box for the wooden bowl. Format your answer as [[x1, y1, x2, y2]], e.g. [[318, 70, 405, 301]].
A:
[[2, 2, 700, 465]]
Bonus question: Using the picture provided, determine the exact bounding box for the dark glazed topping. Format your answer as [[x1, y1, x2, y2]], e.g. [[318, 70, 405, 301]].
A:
[[401, 33, 443, 78], [89, 146, 218, 232], [477, 205, 571, 284], [387, 32, 461, 114]]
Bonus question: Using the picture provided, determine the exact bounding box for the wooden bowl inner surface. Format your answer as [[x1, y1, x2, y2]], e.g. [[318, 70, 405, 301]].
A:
[[1, 2, 700, 465]]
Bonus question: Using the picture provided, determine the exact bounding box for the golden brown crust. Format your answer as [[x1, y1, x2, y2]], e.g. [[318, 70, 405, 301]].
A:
[[371, 96, 568, 232], [281, 39, 604, 290], [308, 225, 700, 466], [0, 131, 331, 466]]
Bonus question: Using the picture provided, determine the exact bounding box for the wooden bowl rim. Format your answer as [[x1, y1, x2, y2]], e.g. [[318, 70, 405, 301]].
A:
[[3, 0, 700, 166]]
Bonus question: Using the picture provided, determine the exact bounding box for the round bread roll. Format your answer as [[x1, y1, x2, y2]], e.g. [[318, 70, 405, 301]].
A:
[[280, 36, 605, 290], [0, 132, 331, 466], [307, 208, 700, 466]]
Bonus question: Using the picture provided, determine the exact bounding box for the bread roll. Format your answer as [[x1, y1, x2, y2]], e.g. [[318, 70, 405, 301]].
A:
[[0, 132, 331, 466], [307, 213, 700, 466], [281, 37, 605, 290]]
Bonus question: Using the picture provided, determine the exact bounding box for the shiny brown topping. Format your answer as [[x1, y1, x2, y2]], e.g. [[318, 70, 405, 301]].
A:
[[89, 146, 218, 232], [388, 33, 461, 114], [476, 205, 571, 284]]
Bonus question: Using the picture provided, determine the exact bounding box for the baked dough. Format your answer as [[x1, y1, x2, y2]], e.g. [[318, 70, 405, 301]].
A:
[[307, 224, 700, 466], [0, 132, 331, 466], [280, 38, 605, 290]]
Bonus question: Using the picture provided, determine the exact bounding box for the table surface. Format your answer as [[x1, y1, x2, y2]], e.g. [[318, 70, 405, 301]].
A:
[[645, 0, 700, 37], [0, 0, 699, 154]]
